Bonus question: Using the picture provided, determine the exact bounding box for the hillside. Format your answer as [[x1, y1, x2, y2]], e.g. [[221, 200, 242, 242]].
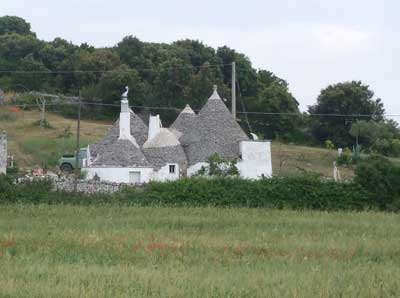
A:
[[0, 107, 111, 170], [1, 107, 358, 178]]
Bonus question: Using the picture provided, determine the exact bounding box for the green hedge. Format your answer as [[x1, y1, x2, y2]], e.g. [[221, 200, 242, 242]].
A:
[[0, 174, 377, 211]]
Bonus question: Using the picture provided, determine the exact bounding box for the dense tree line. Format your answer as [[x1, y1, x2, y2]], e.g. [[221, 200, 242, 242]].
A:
[[0, 16, 300, 140], [0, 16, 399, 153]]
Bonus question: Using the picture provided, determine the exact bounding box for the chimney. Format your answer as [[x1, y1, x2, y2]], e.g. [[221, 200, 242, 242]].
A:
[[148, 115, 161, 141], [118, 87, 139, 147]]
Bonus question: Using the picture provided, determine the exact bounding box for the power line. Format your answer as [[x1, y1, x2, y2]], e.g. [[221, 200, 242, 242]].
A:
[[2, 102, 400, 118], [0, 62, 235, 74]]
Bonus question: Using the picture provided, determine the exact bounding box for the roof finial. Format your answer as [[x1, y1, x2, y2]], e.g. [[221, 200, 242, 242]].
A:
[[122, 86, 129, 99], [209, 84, 221, 100], [181, 104, 195, 114]]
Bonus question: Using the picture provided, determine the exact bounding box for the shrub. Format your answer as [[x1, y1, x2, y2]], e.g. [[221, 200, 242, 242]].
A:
[[121, 175, 369, 211], [0, 174, 383, 211], [0, 176, 53, 203], [195, 154, 239, 177], [337, 148, 352, 166], [354, 155, 400, 210], [325, 140, 335, 150], [0, 174, 13, 196]]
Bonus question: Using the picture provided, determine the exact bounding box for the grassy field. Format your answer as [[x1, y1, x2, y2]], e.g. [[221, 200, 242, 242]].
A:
[[0, 205, 399, 297], [0, 107, 111, 170], [0, 107, 361, 178]]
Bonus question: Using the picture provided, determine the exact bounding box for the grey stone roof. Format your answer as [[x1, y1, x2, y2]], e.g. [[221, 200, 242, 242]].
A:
[[90, 111, 148, 157], [143, 145, 187, 170], [91, 139, 150, 167], [142, 128, 187, 170], [170, 104, 196, 144], [184, 87, 249, 166], [88, 87, 249, 169]]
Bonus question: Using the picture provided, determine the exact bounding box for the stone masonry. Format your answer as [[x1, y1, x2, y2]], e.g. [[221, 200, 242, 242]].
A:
[[0, 132, 6, 174]]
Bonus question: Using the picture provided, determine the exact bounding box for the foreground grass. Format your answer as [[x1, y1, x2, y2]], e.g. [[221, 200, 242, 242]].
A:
[[0, 205, 399, 297]]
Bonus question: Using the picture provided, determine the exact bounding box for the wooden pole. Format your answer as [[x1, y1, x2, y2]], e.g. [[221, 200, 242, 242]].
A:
[[74, 91, 81, 192], [231, 62, 236, 118]]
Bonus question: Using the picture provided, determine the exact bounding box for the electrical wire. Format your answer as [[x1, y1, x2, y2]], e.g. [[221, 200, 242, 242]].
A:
[[0, 62, 235, 74], [2, 102, 400, 118]]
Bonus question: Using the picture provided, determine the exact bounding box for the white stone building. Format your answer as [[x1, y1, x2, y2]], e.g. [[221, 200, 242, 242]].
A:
[[84, 86, 272, 183], [0, 132, 7, 175]]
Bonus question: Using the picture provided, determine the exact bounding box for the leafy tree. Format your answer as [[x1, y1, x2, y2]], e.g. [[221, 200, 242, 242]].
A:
[[87, 64, 146, 105], [0, 15, 309, 138], [244, 70, 301, 140], [0, 16, 34, 36], [154, 57, 192, 108], [0, 33, 41, 61], [183, 62, 226, 109], [15, 54, 50, 90], [350, 119, 400, 156], [309, 81, 384, 147], [354, 155, 400, 210]]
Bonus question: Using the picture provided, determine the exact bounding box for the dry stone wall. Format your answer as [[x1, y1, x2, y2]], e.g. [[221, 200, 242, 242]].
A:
[[53, 178, 131, 194], [17, 176, 133, 194]]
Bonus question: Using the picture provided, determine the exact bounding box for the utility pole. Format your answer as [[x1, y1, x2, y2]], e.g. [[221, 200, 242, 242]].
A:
[[74, 91, 81, 192], [231, 61, 236, 118]]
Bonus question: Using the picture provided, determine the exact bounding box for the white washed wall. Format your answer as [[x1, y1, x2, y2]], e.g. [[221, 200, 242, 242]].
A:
[[237, 141, 272, 179], [187, 162, 208, 176], [154, 163, 180, 182], [84, 167, 154, 184]]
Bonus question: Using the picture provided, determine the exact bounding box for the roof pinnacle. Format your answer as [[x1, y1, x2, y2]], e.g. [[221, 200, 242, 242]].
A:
[[209, 84, 221, 100]]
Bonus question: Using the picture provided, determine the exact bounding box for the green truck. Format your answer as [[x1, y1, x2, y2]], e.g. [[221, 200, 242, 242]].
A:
[[58, 148, 87, 173]]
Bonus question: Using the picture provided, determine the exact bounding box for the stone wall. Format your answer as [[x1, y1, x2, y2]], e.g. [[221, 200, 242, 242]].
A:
[[17, 176, 133, 194], [0, 132, 6, 175], [53, 178, 131, 194]]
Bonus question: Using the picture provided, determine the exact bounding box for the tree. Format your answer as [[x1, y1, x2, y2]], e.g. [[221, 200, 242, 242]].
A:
[[309, 81, 384, 147], [0, 16, 307, 129], [15, 54, 50, 90], [0, 16, 34, 36], [183, 62, 226, 110], [350, 120, 400, 156], [90, 65, 146, 105], [244, 70, 301, 140], [354, 155, 400, 210]]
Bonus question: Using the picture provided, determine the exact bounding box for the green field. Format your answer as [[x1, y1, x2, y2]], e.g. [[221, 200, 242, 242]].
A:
[[0, 205, 399, 297]]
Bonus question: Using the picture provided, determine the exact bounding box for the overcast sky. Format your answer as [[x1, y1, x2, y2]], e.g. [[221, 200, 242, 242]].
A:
[[3, 0, 400, 116]]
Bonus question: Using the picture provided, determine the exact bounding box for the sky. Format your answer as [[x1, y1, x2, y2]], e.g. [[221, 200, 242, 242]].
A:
[[3, 0, 400, 116]]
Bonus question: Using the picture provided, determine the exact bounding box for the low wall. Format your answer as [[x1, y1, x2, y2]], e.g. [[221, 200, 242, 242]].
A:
[[17, 176, 134, 194], [54, 178, 132, 194]]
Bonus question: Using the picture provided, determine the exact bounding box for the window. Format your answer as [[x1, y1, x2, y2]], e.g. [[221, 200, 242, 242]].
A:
[[169, 165, 176, 174], [129, 171, 141, 184]]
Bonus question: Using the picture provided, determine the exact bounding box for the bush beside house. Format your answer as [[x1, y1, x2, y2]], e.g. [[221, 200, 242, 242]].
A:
[[2, 155, 400, 211]]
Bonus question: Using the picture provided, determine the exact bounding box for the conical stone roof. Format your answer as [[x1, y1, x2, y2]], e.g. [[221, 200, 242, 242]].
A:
[[91, 139, 150, 167], [90, 110, 148, 157], [185, 86, 249, 166], [142, 128, 187, 170], [170, 104, 197, 144]]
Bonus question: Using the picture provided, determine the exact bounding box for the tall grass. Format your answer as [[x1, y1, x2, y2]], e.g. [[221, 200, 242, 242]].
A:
[[0, 205, 399, 297], [19, 137, 90, 168]]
